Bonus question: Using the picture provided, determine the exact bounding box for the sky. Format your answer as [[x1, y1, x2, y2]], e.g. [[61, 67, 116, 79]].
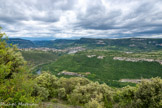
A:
[[0, 0, 162, 39]]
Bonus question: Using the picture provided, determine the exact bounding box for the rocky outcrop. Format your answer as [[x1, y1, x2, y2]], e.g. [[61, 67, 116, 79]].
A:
[[120, 79, 150, 83], [87, 55, 96, 58], [58, 71, 84, 77], [113, 57, 162, 65], [87, 55, 105, 59], [97, 56, 105, 59]]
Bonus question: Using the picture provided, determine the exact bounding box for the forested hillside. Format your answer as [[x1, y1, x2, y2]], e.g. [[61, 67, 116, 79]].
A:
[[40, 50, 162, 87], [6, 38, 35, 48], [21, 50, 63, 66]]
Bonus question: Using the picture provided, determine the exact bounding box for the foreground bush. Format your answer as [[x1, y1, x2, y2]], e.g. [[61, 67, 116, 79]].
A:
[[0, 27, 39, 105], [85, 99, 104, 108], [134, 78, 162, 108], [114, 78, 162, 108], [34, 72, 162, 108], [68, 82, 112, 107], [34, 72, 91, 100]]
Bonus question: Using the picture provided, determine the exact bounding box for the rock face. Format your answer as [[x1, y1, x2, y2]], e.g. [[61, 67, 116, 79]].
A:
[[120, 79, 150, 83], [58, 71, 84, 77], [87, 55, 105, 59], [97, 56, 105, 59], [113, 57, 162, 65], [87, 55, 96, 58]]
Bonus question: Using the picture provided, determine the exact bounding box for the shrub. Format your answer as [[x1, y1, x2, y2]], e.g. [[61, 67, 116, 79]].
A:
[[134, 78, 162, 108], [35, 72, 58, 98], [85, 99, 104, 108], [57, 77, 90, 97], [0, 27, 38, 105], [68, 82, 112, 107]]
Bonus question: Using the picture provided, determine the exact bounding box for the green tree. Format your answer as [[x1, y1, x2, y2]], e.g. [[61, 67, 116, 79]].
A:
[[113, 78, 162, 108], [0, 27, 25, 81], [68, 82, 112, 107], [134, 78, 162, 108], [113, 86, 136, 107], [35, 72, 58, 99], [85, 99, 104, 108], [0, 27, 38, 106], [57, 77, 90, 95]]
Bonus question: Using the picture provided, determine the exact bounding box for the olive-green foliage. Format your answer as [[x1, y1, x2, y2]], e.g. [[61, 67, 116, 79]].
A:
[[0, 34, 25, 80], [57, 77, 90, 95], [113, 86, 136, 107], [32, 84, 49, 101], [67, 82, 112, 106], [35, 72, 162, 108], [0, 73, 36, 104], [114, 78, 162, 108], [35, 72, 58, 98], [134, 78, 162, 108], [0, 27, 38, 105], [84, 99, 104, 108], [35, 73, 113, 107], [34, 72, 90, 100]]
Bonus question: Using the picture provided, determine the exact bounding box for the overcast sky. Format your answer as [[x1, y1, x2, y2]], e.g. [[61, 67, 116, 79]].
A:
[[0, 0, 162, 39]]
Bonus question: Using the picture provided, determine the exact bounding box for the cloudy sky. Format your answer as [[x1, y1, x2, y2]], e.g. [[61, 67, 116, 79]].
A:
[[0, 0, 162, 39]]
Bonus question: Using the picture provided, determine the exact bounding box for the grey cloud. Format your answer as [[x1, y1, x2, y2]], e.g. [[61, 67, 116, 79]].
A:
[[0, 0, 76, 24], [0, 0, 162, 38], [77, 10, 122, 30], [135, 27, 162, 35], [75, 0, 162, 38]]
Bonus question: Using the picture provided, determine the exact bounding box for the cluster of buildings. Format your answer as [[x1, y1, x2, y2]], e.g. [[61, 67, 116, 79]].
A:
[[19, 47, 85, 54]]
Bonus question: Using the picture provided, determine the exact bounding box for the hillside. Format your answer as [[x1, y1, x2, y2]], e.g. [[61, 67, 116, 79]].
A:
[[21, 50, 63, 66], [76, 38, 162, 51], [33, 39, 76, 49], [40, 50, 162, 87], [6, 38, 35, 48], [7, 38, 162, 51]]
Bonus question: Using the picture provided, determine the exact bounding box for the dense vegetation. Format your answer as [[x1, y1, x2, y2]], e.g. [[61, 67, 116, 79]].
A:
[[34, 72, 162, 108], [0, 27, 39, 106], [1, 28, 162, 108], [40, 50, 162, 87], [20, 50, 64, 74], [21, 50, 63, 66]]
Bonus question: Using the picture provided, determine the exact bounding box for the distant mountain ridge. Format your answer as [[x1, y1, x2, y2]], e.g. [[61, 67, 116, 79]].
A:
[[6, 38, 35, 48], [6, 38, 162, 51]]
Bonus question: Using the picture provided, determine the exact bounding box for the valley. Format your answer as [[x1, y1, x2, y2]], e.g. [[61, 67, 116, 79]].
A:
[[38, 50, 162, 87], [14, 38, 162, 88]]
